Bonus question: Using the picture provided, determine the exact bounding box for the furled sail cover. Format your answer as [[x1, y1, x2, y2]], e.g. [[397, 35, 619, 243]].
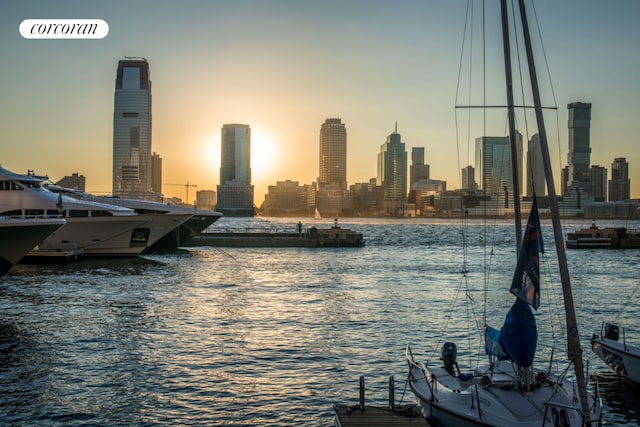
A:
[[485, 298, 538, 368]]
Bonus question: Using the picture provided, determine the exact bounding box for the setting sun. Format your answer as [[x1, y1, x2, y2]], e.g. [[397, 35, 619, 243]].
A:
[[251, 128, 278, 179]]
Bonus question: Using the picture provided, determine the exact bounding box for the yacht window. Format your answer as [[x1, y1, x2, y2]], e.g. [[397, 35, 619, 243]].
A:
[[68, 210, 89, 217], [20, 181, 42, 190], [0, 181, 23, 190], [91, 210, 113, 217], [25, 209, 45, 217], [46, 209, 62, 217], [1, 209, 22, 217]]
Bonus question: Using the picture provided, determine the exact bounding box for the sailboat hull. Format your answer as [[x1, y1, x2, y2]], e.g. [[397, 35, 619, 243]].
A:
[[407, 354, 601, 427], [592, 336, 640, 385]]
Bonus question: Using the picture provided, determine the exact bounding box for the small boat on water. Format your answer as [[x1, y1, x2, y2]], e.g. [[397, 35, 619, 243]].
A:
[[565, 219, 640, 249], [591, 322, 640, 386], [0, 216, 66, 276]]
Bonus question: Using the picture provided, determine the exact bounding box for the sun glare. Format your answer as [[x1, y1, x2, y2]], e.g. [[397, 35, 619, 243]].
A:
[[251, 128, 278, 178]]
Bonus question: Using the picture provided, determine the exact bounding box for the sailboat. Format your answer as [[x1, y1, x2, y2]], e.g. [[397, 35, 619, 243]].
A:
[[591, 321, 640, 385], [405, 1, 602, 425]]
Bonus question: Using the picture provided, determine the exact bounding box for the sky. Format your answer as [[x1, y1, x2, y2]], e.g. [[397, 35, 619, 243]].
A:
[[1, 0, 640, 203]]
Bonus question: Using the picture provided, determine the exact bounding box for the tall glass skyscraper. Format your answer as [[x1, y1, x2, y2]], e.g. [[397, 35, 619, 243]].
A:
[[566, 102, 592, 194], [474, 132, 522, 196], [378, 125, 407, 215], [217, 124, 254, 216], [112, 58, 159, 200], [318, 118, 347, 189]]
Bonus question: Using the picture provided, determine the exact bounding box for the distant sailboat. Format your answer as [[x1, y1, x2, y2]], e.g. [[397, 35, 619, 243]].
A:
[[314, 207, 321, 220]]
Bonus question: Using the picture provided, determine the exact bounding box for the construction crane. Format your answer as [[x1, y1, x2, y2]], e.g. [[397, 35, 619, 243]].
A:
[[164, 182, 198, 205]]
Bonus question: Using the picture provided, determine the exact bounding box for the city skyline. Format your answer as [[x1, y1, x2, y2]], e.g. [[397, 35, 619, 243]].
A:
[[2, 1, 640, 203]]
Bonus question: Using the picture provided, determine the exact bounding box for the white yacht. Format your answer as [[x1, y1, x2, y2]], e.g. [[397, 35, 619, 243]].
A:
[[0, 216, 66, 276], [43, 185, 222, 251], [0, 166, 192, 256]]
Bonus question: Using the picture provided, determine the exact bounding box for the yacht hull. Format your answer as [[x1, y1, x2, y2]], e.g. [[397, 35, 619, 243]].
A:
[[0, 218, 66, 275]]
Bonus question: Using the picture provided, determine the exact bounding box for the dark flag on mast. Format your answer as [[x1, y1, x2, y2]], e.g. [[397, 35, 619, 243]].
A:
[[510, 198, 544, 310]]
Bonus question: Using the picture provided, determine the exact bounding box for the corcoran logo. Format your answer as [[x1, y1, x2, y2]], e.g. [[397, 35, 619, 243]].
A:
[[19, 19, 109, 39]]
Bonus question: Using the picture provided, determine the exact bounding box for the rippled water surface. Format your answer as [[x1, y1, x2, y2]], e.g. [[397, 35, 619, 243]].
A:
[[1, 217, 639, 426]]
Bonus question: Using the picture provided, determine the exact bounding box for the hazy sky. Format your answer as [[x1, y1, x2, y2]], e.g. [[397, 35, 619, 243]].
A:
[[2, 0, 639, 202]]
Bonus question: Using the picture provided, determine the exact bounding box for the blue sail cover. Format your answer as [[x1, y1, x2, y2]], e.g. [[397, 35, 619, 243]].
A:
[[485, 299, 538, 367], [510, 198, 544, 310]]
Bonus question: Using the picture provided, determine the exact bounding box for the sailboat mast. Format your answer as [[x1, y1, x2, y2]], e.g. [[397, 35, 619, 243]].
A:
[[500, 0, 523, 250], [516, 0, 591, 422]]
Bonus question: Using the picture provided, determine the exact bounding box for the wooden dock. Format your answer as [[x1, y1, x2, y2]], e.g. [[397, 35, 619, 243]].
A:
[[334, 376, 429, 427], [334, 404, 428, 427]]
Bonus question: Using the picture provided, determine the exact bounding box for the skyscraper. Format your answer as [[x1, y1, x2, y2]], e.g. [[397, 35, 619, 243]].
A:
[[608, 157, 630, 201], [112, 58, 159, 201], [474, 132, 522, 195], [590, 165, 607, 201], [378, 124, 407, 215], [526, 133, 545, 197], [217, 123, 254, 216], [318, 118, 347, 189], [566, 102, 592, 194]]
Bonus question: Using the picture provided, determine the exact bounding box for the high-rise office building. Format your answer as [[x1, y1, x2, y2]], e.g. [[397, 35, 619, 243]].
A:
[[410, 148, 430, 186], [590, 165, 607, 201], [566, 102, 592, 194], [526, 133, 545, 197], [151, 152, 162, 195], [474, 132, 522, 195], [318, 118, 347, 189], [112, 58, 159, 201], [608, 157, 630, 201], [217, 123, 254, 216], [461, 165, 477, 191], [378, 124, 407, 215]]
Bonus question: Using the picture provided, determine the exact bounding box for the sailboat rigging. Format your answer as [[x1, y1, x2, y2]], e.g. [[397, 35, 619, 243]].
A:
[[405, 1, 602, 425]]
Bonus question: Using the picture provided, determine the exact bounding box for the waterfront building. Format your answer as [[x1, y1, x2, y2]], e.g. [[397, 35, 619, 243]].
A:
[[378, 124, 407, 215], [318, 118, 347, 190], [316, 183, 350, 217], [526, 133, 546, 196], [609, 157, 630, 201], [409, 147, 430, 203], [461, 165, 477, 192], [196, 189, 216, 210], [56, 172, 86, 191], [566, 102, 592, 195], [350, 179, 383, 216], [474, 132, 522, 196], [590, 165, 607, 201], [217, 124, 254, 216], [261, 180, 310, 216], [112, 58, 160, 201]]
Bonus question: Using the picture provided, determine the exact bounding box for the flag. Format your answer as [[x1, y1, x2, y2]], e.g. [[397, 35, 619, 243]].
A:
[[510, 198, 544, 309]]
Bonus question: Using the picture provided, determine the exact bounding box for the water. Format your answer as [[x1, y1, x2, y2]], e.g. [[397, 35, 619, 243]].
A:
[[1, 217, 639, 426]]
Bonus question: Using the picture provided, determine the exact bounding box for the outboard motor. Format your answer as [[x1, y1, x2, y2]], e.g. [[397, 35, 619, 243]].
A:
[[604, 322, 619, 341], [441, 342, 459, 376]]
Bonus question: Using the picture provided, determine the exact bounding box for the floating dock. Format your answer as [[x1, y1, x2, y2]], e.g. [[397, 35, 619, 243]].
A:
[[185, 225, 364, 248], [334, 376, 429, 427]]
